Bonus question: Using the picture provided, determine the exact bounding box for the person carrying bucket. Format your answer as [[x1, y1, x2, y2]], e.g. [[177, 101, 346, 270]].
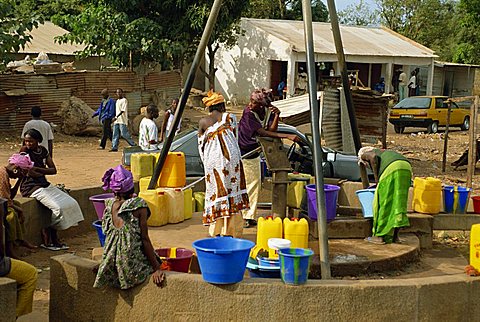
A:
[[358, 147, 411, 244]]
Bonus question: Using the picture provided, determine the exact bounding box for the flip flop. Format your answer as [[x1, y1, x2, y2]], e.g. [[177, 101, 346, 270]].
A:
[[40, 244, 62, 251], [364, 237, 385, 245]]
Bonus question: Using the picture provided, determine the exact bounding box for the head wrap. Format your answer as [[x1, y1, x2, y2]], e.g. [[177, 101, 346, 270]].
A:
[[250, 89, 267, 106], [357, 146, 376, 166], [8, 153, 34, 170], [202, 90, 225, 107], [102, 165, 134, 193]]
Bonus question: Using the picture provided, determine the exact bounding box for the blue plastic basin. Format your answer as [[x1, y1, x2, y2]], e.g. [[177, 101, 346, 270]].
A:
[[92, 220, 105, 247]]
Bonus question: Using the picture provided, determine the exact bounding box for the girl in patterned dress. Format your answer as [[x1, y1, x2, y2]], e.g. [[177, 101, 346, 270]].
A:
[[94, 165, 165, 289], [198, 91, 249, 237]]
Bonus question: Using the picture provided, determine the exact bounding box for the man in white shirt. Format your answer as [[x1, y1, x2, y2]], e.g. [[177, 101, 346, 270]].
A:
[[139, 105, 160, 151], [21, 106, 54, 157], [398, 69, 408, 101], [110, 88, 136, 152], [408, 71, 417, 97]]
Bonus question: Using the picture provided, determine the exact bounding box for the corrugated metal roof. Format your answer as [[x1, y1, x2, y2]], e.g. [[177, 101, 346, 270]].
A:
[[243, 18, 437, 58], [435, 60, 480, 68], [19, 21, 85, 55]]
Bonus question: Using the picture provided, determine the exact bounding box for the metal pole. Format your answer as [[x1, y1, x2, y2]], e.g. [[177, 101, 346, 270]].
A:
[[326, 0, 369, 188], [442, 102, 452, 173], [301, 0, 331, 279], [148, 0, 223, 189], [467, 96, 478, 188]]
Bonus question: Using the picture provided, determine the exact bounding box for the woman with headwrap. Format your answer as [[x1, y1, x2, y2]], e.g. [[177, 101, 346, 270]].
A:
[[94, 165, 165, 289], [19, 128, 84, 251], [198, 91, 249, 237], [237, 88, 299, 228], [0, 153, 37, 258], [358, 146, 411, 244]]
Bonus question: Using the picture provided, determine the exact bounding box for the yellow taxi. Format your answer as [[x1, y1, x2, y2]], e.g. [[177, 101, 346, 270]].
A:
[[389, 96, 470, 134]]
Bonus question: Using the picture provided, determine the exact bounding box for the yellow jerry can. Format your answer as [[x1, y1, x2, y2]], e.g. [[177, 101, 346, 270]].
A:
[[412, 177, 442, 214], [283, 217, 309, 249], [131, 153, 155, 181], [139, 189, 168, 227]]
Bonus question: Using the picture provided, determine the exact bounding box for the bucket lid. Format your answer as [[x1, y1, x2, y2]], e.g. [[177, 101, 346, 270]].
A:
[[268, 238, 292, 250]]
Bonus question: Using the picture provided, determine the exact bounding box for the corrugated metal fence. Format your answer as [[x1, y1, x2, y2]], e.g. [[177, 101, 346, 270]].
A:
[[0, 70, 182, 132]]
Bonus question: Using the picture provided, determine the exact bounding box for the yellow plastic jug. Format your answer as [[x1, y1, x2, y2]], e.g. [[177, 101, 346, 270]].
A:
[[470, 224, 480, 271], [412, 177, 442, 214], [183, 188, 193, 220], [158, 152, 186, 188], [287, 173, 312, 208], [256, 216, 283, 254], [194, 192, 205, 212], [131, 153, 155, 181], [139, 176, 153, 192], [192, 197, 196, 213], [165, 188, 184, 224], [139, 189, 168, 227], [284, 218, 309, 249]]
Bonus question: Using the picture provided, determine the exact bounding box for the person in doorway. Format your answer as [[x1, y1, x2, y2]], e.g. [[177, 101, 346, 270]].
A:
[[374, 77, 385, 93], [237, 89, 299, 228], [92, 89, 115, 150], [21, 106, 54, 157], [415, 68, 421, 96], [0, 201, 38, 319], [277, 79, 286, 99], [0, 154, 37, 259], [398, 69, 408, 101], [20, 129, 84, 251], [111, 88, 136, 152], [408, 70, 417, 97], [160, 98, 181, 143], [139, 104, 160, 151], [94, 165, 166, 289], [198, 91, 249, 237], [358, 146, 411, 244]]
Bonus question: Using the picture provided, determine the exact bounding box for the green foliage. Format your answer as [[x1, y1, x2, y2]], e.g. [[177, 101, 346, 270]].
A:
[[453, 0, 480, 64], [338, 0, 380, 26], [244, 0, 328, 22], [0, 0, 41, 68]]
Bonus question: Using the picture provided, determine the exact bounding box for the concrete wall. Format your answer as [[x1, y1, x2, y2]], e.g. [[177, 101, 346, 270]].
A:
[[50, 254, 480, 322], [0, 277, 16, 322]]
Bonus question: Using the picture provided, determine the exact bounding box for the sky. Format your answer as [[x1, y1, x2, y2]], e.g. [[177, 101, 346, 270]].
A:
[[321, 0, 377, 11]]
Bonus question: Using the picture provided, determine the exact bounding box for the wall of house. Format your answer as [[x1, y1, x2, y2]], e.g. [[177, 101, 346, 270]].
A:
[[12, 53, 111, 70]]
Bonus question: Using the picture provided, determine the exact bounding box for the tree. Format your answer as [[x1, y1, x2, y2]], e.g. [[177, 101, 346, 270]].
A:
[[0, 0, 41, 69], [244, 0, 329, 22], [338, 0, 380, 26], [453, 0, 480, 64]]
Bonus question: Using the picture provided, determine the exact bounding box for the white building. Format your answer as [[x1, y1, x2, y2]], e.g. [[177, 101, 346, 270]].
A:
[[212, 18, 437, 103]]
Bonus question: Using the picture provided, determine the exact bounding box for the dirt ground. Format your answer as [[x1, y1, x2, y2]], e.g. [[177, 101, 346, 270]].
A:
[[1, 105, 476, 320]]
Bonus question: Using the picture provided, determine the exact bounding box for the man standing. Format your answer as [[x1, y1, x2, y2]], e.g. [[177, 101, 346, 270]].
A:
[[398, 69, 407, 101], [237, 89, 298, 228], [110, 88, 136, 152], [92, 89, 115, 150], [139, 105, 160, 151], [21, 106, 54, 157]]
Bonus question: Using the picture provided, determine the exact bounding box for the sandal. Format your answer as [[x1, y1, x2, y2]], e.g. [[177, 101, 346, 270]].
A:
[[40, 244, 62, 251], [364, 237, 385, 245]]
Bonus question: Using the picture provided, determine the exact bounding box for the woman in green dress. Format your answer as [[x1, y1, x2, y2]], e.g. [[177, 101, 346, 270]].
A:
[[94, 165, 165, 289], [358, 147, 412, 244]]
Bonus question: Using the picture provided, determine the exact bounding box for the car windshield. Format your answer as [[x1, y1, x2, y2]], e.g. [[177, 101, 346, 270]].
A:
[[394, 97, 431, 109]]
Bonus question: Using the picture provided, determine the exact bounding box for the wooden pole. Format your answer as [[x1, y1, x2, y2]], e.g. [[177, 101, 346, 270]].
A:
[[467, 96, 478, 188], [442, 102, 452, 173]]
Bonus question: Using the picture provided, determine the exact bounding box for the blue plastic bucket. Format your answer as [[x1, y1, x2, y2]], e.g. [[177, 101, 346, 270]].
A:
[[355, 189, 376, 218], [192, 237, 255, 284], [443, 186, 472, 214], [306, 184, 340, 222], [92, 220, 105, 247], [279, 248, 313, 285]]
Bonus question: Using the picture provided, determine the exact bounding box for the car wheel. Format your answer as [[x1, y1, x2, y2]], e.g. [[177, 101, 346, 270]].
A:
[[394, 125, 405, 134], [427, 121, 439, 134], [460, 116, 470, 131]]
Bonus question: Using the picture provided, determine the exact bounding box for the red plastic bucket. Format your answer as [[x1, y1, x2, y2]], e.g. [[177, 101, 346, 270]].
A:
[[155, 248, 194, 273], [472, 196, 480, 213]]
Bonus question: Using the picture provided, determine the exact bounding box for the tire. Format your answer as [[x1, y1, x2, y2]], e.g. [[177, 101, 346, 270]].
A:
[[460, 116, 470, 131], [427, 121, 439, 134], [394, 125, 405, 134]]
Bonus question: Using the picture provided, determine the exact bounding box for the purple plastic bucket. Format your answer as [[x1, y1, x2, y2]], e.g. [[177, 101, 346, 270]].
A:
[[306, 184, 340, 222], [89, 193, 114, 220]]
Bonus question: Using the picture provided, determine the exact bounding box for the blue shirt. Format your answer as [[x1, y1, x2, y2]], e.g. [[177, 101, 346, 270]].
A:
[[93, 97, 115, 122]]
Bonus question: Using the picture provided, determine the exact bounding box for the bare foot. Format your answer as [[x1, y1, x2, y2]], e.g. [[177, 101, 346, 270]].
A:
[[20, 240, 38, 250]]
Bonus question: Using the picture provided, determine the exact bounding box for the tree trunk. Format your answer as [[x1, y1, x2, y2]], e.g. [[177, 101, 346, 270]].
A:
[[207, 43, 219, 91]]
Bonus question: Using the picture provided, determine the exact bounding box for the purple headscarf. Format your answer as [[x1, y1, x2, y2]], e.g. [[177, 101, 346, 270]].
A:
[[8, 153, 34, 170], [102, 165, 134, 193]]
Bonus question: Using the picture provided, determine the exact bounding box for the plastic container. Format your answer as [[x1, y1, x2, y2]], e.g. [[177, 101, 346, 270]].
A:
[[256, 216, 283, 254], [131, 153, 155, 181], [443, 185, 472, 214], [287, 173, 312, 209], [470, 224, 480, 271], [472, 196, 480, 214], [89, 193, 114, 220], [158, 152, 186, 188], [306, 184, 340, 222], [139, 176, 153, 193], [194, 192, 205, 212], [283, 218, 308, 249], [246, 261, 280, 278], [267, 238, 292, 259], [92, 220, 105, 247], [355, 189, 376, 218], [183, 188, 193, 220], [412, 177, 442, 214], [192, 237, 255, 284], [279, 248, 314, 285], [155, 248, 194, 273], [257, 256, 280, 268], [139, 189, 168, 226], [165, 188, 184, 224]]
